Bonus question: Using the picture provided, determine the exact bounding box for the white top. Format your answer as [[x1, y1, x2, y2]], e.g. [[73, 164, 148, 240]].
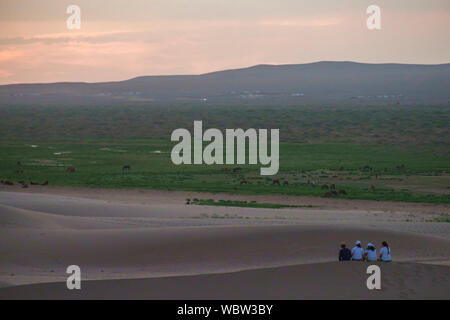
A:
[[365, 249, 377, 261], [380, 246, 392, 261], [352, 246, 364, 260]]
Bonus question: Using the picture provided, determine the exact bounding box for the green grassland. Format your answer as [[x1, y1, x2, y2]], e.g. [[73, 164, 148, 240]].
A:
[[1, 104, 449, 203], [0, 139, 448, 203], [188, 199, 315, 209]]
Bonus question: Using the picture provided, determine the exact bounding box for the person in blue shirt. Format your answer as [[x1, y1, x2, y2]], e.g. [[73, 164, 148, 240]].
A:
[[379, 241, 392, 261], [363, 243, 377, 262], [351, 240, 364, 261]]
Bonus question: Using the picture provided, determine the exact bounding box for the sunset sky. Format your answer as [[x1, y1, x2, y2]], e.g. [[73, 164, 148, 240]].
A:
[[0, 0, 449, 84]]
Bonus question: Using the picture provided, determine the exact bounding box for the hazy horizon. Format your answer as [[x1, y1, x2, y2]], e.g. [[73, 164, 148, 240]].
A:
[[2, 60, 450, 86], [1, 0, 449, 85]]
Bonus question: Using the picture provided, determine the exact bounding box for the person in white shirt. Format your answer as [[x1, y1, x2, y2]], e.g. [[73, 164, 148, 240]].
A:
[[379, 241, 392, 262], [351, 240, 364, 261], [364, 242, 377, 262]]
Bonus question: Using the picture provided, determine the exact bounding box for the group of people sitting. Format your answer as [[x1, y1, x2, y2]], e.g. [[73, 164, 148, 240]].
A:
[[339, 240, 392, 262]]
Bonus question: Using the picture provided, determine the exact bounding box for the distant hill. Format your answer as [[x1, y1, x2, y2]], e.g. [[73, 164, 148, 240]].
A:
[[0, 61, 449, 105]]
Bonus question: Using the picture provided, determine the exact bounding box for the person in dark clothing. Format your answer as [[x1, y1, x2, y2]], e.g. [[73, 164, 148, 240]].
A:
[[339, 243, 352, 261]]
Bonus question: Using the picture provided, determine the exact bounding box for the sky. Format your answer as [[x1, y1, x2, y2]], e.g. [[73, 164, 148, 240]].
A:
[[0, 0, 449, 84]]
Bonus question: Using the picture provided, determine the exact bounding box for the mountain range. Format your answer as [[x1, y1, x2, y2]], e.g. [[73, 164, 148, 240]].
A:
[[1, 61, 448, 105]]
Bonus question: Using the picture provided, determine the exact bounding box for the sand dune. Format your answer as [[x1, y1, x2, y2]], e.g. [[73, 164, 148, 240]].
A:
[[1, 262, 448, 300], [0, 204, 136, 230], [0, 189, 449, 299], [2, 186, 449, 215]]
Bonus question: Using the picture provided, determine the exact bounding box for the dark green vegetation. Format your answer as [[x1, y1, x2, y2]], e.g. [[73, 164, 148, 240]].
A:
[[187, 199, 315, 209], [0, 104, 449, 203], [424, 214, 450, 223], [1, 104, 449, 145], [432, 217, 450, 223]]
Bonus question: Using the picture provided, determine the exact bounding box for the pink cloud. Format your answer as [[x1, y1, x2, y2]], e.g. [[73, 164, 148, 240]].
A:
[[0, 10, 449, 84]]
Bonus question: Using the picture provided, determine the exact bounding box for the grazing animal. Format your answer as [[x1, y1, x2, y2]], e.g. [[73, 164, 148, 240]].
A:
[[15, 170, 23, 174], [221, 168, 230, 172], [331, 190, 338, 196], [18, 180, 25, 185], [66, 167, 75, 173], [122, 165, 131, 171], [283, 180, 289, 186], [370, 185, 375, 190], [30, 181, 39, 185], [396, 164, 405, 169], [363, 165, 372, 171], [240, 180, 247, 185], [321, 184, 329, 190], [272, 179, 280, 185], [22, 183, 29, 188], [306, 179, 311, 185], [232, 167, 242, 173], [2, 180, 14, 186], [330, 184, 336, 190], [323, 192, 333, 197], [339, 166, 344, 171], [41, 180, 48, 186], [338, 189, 347, 195]]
